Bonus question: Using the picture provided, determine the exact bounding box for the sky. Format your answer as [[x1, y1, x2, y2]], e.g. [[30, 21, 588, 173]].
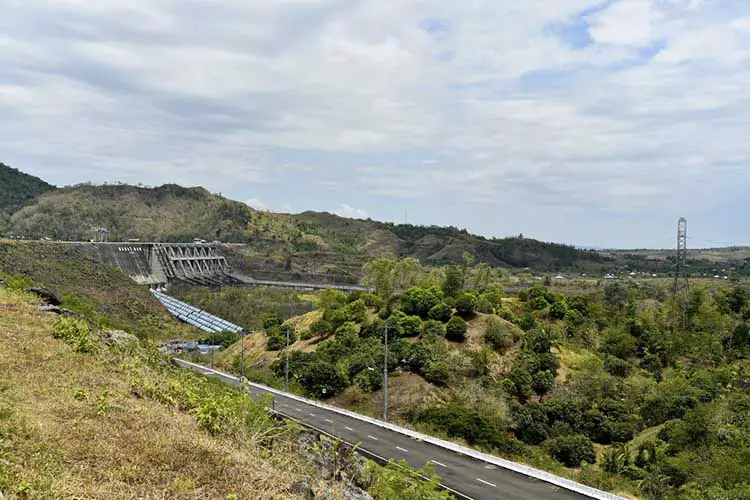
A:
[[1, 0, 749, 249]]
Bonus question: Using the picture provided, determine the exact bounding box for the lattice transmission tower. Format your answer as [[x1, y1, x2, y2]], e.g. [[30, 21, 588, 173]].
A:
[[672, 217, 689, 300]]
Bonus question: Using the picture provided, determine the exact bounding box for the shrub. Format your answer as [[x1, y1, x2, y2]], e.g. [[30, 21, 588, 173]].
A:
[[422, 319, 446, 339], [604, 355, 632, 378], [400, 287, 443, 319], [266, 329, 285, 351], [544, 434, 596, 467], [309, 319, 333, 338], [485, 316, 513, 350], [428, 303, 453, 323], [417, 403, 521, 454], [299, 360, 346, 399], [52, 317, 98, 353], [455, 292, 477, 318], [531, 370, 555, 397], [401, 314, 422, 337], [445, 316, 467, 342], [550, 301, 568, 320], [424, 360, 451, 386], [261, 312, 282, 331], [354, 368, 383, 392]]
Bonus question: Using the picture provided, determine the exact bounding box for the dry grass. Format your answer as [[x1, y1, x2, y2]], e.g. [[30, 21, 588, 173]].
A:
[[0, 288, 340, 499]]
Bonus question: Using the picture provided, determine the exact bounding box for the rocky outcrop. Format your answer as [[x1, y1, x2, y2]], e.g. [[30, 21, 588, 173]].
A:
[[26, 286, 61, 305]]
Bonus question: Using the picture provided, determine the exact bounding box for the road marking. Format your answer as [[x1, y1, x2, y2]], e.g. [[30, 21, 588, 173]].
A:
[[309, 413, 317, 417], [324, 419, 333, 423], [345, 426, 354, 431], [396, 446, 409, 453], [430, 460, 447, 468], [295, 408, 302, 412], [476, 478, 497, 488], [282, 403, 289, 407], [367, 435, 379, 441]]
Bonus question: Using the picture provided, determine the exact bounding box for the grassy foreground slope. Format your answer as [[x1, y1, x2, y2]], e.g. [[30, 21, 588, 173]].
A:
[[0, 288, 319, 498], [0, 287, 451, 499], [0, 241, 194, 342]]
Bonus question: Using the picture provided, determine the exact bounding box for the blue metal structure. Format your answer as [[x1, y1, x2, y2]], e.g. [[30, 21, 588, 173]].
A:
[[151, 290, 243, 334]]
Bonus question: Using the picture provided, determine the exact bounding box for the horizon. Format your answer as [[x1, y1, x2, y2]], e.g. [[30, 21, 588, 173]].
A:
[[1, 1, 749, 248]]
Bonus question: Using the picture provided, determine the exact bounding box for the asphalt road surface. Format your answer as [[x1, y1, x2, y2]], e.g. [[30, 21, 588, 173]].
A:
[[176, 359, 593, 500]]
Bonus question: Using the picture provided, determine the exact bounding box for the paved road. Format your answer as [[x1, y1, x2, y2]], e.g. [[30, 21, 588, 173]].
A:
[[176, 359, 591, 500]]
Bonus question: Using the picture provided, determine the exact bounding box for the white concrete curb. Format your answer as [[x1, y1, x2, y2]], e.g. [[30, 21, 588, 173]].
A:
[[175, 359, 627, 500]]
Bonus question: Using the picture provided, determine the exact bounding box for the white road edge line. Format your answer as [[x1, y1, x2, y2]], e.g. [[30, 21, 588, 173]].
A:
[[367, 435, 379, 441], [477, 478, 497, 488], [396, 446, 409, 453], [431, 460, 447, 468]]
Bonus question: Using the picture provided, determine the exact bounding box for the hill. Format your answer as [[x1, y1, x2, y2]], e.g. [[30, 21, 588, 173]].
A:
[[199, 274, 750, 500], [0, 162, 55, 233], [7, 183, 253, 242], [3, 176, 612, 277]]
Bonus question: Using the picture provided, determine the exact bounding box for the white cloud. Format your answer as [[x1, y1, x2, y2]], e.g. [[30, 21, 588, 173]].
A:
[[333, 204, 369, 219], [0, 0, 748, 245], [588, 0, 657, 46]]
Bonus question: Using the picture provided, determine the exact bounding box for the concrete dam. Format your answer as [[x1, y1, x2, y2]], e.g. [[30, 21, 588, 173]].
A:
[[78, 242, 370, 291], [79, 242, 230, 287]]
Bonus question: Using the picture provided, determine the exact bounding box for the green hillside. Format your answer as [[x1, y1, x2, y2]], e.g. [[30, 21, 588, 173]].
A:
[[202, 263, 750, 500], [7, 183, 253, 242], [2, 177, 612, 276], [0, 162, 55, 233]]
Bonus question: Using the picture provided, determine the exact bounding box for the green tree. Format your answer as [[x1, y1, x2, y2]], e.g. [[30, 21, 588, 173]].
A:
[[299, 360, 346, 398], [441, 265, 464, 298], [544, 434, 596, 467], [428, 302, 453, 322], [455, 292, 477, 318], [446, 316, 468, 342], [485, 316, 513, 350], [531, 370, 555, 398], [424, 360, 451, 386]]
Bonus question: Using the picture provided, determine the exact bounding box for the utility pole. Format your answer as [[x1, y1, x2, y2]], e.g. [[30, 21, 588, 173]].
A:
[[383, 323, 389, 422], [210, 331, 215, 369], [240, 329, 245, 379], [285, 301, 296, 392]]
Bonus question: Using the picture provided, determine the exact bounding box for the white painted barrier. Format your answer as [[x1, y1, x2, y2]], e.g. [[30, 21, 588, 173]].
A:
[[175, 359, 627, 500]]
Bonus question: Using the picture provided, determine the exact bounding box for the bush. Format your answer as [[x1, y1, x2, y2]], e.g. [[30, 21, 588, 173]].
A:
[[455, 292, 477, 318], [604, 355, 632, 377], [354, 368, 383, 392], [52, 317, 98, 353], [309, 319, 333, 338], [445, 316, 467, 342], [401, 314, 422, 337], [266, 329, 286, 351], [400, 287, 443, 319], [485, 316, 513, 350], [428, 302, 453, 323], [299, 360, 346, 399], [544, 434, 596, 467], [417, 403, 521, 454], [261, 312, 282, 331], [422, 319, 446, 339], [550, 301, 568, 320], [424, 360, 451, 386]]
